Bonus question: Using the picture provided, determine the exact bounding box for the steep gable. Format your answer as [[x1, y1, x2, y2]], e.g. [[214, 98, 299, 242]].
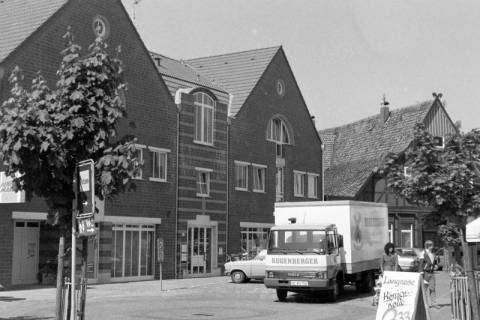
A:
[[186, 46, 280, 116], [319, 100, 434, 197], [0, 0, 67, 63]]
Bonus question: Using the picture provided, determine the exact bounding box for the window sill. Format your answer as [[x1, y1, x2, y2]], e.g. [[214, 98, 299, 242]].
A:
[[253, 190, 265, 193], [196, 193, 210, 198], [294, 194, 305, 198], [193, 140, 214, 147], [308, 196, 317, 199], [235, 187, 248, 192], [149, 177, 167, 183]]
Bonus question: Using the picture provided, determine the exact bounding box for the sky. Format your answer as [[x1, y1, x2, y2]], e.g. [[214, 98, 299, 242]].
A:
[[121, 0, 480, 132]]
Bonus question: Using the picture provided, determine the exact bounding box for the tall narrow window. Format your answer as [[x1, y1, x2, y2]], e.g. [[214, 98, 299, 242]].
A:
[[275, 168, 284, 202], [193, 92, 215, 145], [133, 145, 145, 179], [149, 147, 169, 182], [196, 167, 212, 197], [253, 164, 267, 193], [307, 173, 319, 198], [294, 171, 305, 197], [235, 161, 249, 191]]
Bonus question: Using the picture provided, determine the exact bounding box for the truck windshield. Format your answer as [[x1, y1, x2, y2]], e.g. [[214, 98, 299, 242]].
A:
[[268, 230, 327, 254]]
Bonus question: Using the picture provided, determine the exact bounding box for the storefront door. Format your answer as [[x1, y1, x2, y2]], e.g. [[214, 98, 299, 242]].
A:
[[12, 221, 40, 285], [188, 226, 212, 275]]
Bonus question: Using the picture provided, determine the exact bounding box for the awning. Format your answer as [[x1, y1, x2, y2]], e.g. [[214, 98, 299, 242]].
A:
[[466, 217, 480, 243]]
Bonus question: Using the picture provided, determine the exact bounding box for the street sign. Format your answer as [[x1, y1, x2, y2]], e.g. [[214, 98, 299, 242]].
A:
[[78, 217, 96, 237], [77, 160, 95, 218], [157, 237, 164, 263]]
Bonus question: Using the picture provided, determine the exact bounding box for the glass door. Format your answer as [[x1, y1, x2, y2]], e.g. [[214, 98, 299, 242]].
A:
[[188, 226, 212, 275]]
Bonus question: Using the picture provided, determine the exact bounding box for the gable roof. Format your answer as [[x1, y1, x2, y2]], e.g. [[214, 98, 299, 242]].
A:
[[318, 100, 434, 198], [150, 51, 227, 96], [186, 46, 281, 116], [0, 0, 68, 63]]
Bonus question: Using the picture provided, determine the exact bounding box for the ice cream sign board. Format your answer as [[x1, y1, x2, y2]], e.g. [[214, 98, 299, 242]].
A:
[[0, 171, 25, 203]]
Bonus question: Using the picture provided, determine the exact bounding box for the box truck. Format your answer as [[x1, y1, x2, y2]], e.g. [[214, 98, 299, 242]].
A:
[[264, 201, 388, 302]]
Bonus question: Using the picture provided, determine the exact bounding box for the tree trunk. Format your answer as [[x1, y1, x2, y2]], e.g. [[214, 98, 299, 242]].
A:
[[55, 227, 66, 320], [460, 228, 480, 320], [79, 237, 88, 320]]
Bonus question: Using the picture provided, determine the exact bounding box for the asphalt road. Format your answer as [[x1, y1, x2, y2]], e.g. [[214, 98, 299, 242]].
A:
[[0, 273, 453, 320]]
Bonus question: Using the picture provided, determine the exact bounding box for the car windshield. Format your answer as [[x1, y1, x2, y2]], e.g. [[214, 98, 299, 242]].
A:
[[268, 229, 327, 254]]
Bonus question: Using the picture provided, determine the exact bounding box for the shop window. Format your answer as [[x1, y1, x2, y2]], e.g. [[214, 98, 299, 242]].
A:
[[111, 224, 154, 278], [240, 226, 270, 256]]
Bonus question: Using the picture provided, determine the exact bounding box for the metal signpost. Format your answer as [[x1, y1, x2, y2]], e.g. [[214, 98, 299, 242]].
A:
[[157, 237, 164, 291], [72, 159, 95, 320]]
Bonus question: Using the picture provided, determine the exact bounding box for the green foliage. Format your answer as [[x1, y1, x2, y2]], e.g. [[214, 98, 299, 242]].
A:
[[383, 123, 480, 227], [438, 223, 462, 246], [0, 28, 140, 225]]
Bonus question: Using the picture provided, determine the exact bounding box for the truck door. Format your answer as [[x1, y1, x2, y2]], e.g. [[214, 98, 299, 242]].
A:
[[326, 230, 340, 275]]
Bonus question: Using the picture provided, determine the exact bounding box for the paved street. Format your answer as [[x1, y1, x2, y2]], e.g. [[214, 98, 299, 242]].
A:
[[1, 272, 453, 320]]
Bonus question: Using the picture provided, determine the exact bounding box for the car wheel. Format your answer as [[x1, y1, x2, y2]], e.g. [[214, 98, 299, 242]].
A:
[[276, 289, 288, 302], [231, 270, 246, 283]]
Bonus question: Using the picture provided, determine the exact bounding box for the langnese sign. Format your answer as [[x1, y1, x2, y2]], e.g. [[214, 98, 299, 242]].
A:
[[0, 171, 25, 203], [375, 271, 430, 320]]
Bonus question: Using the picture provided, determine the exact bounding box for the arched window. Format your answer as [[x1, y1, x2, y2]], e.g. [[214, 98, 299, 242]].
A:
[[266, 116, 292, 145], [193, 92, 215, 145]]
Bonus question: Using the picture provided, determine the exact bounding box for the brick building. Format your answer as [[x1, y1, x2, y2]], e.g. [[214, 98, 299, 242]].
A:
[[318, 97, 458, 249], [187, 47, 324, 256], [0, 0, 177, 287], [151, 52, 231, 278]]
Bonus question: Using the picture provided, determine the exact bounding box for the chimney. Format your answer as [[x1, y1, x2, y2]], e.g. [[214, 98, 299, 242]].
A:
[[380, 95, 390, 123]]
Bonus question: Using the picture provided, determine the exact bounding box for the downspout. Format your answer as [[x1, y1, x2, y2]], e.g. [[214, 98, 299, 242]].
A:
[[225, 93, 234, 256], [174, 88, 193, 278], [321, 143, 325, 201]]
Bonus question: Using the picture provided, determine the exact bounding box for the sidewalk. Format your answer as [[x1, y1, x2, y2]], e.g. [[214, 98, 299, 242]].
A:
[[427, 271, 454, 320]]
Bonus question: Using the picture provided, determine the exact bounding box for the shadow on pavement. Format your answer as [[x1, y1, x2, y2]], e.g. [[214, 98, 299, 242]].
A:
[[0, 296, 26, 302], [0, 318, 54, 320]]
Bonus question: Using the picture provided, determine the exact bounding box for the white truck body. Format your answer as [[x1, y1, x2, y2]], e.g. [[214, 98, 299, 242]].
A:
[[264, 200, 388, 301]]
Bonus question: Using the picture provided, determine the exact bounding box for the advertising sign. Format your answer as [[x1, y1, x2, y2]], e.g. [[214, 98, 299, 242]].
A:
[[157, 237, 164, 263], [77, 160, 95, 218], [0, 171, 25, 203], [466, 217, 480, 242], [375, 271, 429, 320], [78, 217, 96, 237]]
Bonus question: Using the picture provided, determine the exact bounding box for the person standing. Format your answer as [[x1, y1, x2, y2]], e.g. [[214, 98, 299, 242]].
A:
[[420, 240, 439, 308], [380, 242, 399, 273]]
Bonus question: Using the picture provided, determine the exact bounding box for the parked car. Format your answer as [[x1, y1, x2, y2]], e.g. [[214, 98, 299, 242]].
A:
[[224, 249, 267, 283], [396, 248, 422, 271]]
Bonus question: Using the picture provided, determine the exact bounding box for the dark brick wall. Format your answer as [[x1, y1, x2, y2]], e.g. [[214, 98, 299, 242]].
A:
[[228, 49, 324, 254], [0, 0, 177, 283]]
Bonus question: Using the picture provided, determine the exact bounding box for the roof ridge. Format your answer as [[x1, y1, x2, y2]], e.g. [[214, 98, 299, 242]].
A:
[[185, 45, 281, 61], [319, 99, 433, 133]]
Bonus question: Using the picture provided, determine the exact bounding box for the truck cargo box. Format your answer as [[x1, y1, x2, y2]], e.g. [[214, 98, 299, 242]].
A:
[[274, 200, 388, 274]]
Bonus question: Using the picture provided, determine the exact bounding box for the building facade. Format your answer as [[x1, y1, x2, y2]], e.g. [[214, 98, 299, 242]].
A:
[[319, 97, 458, 249], [0, 0, 177, 286], [188, 47, 324, 256]]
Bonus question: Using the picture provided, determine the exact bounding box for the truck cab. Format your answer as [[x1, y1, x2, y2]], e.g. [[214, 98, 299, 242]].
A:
[[264, 223, 344, 301]]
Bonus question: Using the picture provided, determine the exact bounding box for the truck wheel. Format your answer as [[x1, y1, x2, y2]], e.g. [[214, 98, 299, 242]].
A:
[[328, 280, 340, 302], [276, 289, 288, 302], [231, 271, 246, 283]]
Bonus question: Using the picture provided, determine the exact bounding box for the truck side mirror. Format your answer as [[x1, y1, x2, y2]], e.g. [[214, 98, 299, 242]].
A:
[[338, 235, 344, 248]]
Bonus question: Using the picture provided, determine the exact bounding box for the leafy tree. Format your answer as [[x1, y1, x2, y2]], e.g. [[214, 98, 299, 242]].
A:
[[0, 29, 140, 319], [383, 123, 480, 318]]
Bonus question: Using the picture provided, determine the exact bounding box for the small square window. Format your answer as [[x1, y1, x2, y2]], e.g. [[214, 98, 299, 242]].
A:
[[433, 136, 444, 149], [404, 166, 412, 178], [149, 147, 169, 182], [294, 171, 305, 197], [235, 161, 248, 191], [133, 145, 145, 179], [196, 168, 211, 197], [307, 173, 319, 198], [253, 164, 266, 193]]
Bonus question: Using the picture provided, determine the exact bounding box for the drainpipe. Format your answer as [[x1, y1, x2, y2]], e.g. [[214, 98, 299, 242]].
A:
[[174, 88, 193, 279], [225, 93, 234, 256], [321, 143, 325, 201]]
